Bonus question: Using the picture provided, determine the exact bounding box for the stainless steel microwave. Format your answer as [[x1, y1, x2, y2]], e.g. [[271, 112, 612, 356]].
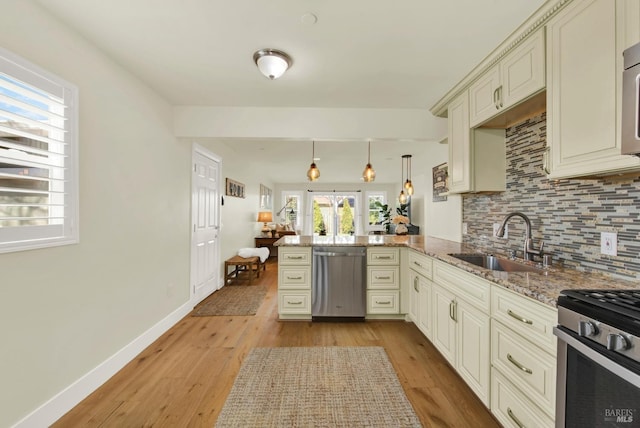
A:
[[623, 41, 640, 156]]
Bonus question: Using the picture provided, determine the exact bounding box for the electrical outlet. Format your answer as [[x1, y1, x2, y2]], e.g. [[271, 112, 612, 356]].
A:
[[493, 223, 507, 239], [462, 222, 468, 235], [600, 232, 617, 256]]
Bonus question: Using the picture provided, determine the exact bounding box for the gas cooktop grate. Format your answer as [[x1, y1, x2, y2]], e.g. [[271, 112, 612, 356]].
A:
[[561, 289, 640, 322]]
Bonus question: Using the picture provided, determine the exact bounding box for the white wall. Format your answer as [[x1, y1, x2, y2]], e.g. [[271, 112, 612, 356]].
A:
[[423, 141, 463, 242], [0, 2, 191, 427]]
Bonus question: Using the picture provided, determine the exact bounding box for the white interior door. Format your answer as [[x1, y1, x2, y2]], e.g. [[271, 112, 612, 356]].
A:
[[191, 145, 221, 304]]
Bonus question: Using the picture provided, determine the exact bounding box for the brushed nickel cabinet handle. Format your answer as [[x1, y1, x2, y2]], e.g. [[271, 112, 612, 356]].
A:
[[413, 261, 423, 268], [508, 309, 533, 325], [288, 255, 304, 260], [414, 276, 419, 292], [287, 276, 302, 280], [449, 300, 457, 322], [376, 276, 391, 280], [376, 300, 391, 305], [507, 408, 526, 428], [507, 353, 533, 374], [542, 146, 551, 174], [376, 255, 392, 260], [287, 301, 303, 305]]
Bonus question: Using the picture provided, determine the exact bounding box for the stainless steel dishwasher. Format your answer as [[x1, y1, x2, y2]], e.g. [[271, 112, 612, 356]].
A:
[[312, 246, 366, 321]]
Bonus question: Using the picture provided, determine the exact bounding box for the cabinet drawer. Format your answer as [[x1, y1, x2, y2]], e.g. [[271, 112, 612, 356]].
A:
[[278, 266, 311, 289], [278, 247, 311, 265], [367, 266, 399, 289], [491, 368, 554, 428], [367, 291, 400, 314], [279, 291, 311, 314], [492, 320, 556, 417], [433, 260, 490, 312], [408, 250, 433, 279], [492, 286, 557, 355], [367, 247, 399, 265]]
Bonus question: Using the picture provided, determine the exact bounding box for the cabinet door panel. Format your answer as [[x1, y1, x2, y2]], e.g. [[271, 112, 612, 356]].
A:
[[417, 278, 432, 340], [432, 285, 456, 366], [448, 92, 471, 193], [457, 301, 490, 406], [469, 66, 500, 127], [501, 29, 545, 109]]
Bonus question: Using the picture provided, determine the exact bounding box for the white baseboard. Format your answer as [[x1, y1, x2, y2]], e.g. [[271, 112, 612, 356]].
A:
[[12, 299, 194, 428]]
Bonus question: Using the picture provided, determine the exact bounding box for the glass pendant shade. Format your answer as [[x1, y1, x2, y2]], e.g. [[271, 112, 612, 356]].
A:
[[401, 154, 414, 197], [253, 49, 292, 80], [362, 141, 376, 182], [307, 162, 320, 181], [307, 140, 320, 181], [404, 179, 414, 195], [362, 164, 375, 182], [398, 190, 408, 204]]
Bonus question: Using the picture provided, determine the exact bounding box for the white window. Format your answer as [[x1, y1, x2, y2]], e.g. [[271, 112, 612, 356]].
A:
[[278, 191, 302, 232], [365, 191, 387, 232], [0, 47, 79, 253]]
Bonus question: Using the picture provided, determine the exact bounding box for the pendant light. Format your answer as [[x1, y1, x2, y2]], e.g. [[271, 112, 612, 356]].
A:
[[362, 140, 376, 182], [403, 154, 414, 196], [398, 156, 408, 204], [307, 140, 320, 181]]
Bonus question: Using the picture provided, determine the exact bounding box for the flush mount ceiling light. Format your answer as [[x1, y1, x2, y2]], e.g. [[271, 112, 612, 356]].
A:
[[307, 140, 320, 181], [362, 140, 376, 182], [253, 49, 292, 80]]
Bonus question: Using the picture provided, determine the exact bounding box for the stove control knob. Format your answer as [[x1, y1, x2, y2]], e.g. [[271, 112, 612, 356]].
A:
[[606, 334, 630, 351], [578, 321, 598, 337]]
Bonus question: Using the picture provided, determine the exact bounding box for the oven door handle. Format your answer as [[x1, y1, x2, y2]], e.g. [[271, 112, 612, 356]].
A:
[[554, 327, 640, 388]]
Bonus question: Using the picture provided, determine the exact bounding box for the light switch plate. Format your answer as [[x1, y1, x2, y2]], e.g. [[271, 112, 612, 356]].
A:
[[600, 232, 617, 256]]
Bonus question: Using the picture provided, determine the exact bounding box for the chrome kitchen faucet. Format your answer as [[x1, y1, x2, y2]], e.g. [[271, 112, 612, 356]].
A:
[[496, 212, 544, 262]]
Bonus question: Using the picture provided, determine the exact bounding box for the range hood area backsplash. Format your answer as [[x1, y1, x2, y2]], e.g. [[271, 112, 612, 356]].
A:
[[462, 113, 640, 279]]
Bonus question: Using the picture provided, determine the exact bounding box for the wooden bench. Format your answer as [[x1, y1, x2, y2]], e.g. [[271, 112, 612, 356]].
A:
[[224, 255, 264, 285]]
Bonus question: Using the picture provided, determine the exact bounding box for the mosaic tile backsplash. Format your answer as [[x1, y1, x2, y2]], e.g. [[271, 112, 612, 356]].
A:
[[462, 113, 640, 279]]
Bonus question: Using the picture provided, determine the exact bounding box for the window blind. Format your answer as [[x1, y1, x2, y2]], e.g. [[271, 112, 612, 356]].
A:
[[0, 48, 78, 252]]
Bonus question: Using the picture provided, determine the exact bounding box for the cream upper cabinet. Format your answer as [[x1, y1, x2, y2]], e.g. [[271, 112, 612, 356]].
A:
[[470, 29, 546, 127], [546, 0, 640, 178], [448, 92, 471, 193], [447, 91, 506, 194]]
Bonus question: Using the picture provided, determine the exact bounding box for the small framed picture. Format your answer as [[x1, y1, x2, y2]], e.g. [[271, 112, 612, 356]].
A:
[[226, 178, 245, 198], [432, 163, 448, 202], [260, 184, 272, 209]]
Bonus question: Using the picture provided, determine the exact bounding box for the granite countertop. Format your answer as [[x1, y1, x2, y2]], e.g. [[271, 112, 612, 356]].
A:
[[275, 235, 640, 308]]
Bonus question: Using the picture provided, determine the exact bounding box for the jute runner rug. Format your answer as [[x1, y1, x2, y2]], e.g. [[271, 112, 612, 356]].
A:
[[215, 346, 422, 427], [192, 285, 267, 316]]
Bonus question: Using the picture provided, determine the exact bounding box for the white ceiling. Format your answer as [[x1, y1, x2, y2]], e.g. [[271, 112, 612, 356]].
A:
[[35, 0, 546, 183]]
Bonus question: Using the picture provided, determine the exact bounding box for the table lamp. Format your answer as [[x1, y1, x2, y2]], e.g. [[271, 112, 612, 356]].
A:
[[257, 211, 273, 236]]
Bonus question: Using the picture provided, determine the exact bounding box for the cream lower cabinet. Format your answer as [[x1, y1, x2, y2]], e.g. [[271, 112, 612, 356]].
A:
[[431, 260, 491, 406], [277, 247, 312, 319], [546, 0, 640, 178], [367, 247, 401, 315], [490, 285, 557, 427], [408, 250, 434, 339]]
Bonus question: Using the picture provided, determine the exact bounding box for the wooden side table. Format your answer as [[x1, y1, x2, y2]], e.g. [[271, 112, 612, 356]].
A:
[[255, 237, 279, 259]]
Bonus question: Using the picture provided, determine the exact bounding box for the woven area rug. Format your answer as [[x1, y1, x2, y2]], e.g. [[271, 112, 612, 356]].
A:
[[192, 285, 267, 316], [215, 346, 421, 427]]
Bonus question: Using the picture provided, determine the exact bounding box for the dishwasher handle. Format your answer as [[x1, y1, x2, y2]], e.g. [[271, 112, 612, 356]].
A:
[[313, 251, 366, 257]]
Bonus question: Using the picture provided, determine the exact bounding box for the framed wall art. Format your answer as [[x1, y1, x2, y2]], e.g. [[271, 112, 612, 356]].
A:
[[225, 178, 245, 198], [260, 184, 272, 209], [432, 163, 448, 202]]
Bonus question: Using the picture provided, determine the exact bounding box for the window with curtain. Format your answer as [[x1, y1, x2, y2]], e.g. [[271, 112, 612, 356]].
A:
[[0, 47, 79, 253]]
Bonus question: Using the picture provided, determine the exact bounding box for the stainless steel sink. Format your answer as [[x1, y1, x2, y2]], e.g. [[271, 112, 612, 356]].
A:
[[448, 253, 542, 273]]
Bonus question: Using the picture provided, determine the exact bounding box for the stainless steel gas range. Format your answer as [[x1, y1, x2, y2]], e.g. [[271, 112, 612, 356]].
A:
[[554, 290, 640, 428]]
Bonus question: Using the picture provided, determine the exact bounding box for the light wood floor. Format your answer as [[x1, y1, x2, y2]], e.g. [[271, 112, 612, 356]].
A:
[[53, 259, 500, 427]]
